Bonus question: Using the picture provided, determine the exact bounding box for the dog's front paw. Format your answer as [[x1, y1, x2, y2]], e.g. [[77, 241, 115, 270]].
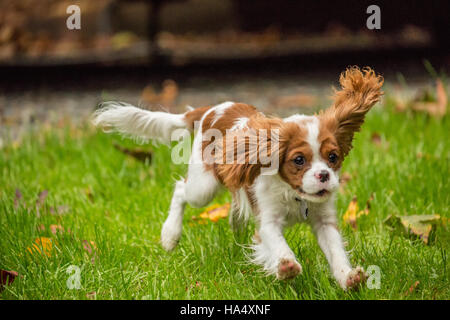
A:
[[276, 258, 302, 280], [344, 266, 367, 290]]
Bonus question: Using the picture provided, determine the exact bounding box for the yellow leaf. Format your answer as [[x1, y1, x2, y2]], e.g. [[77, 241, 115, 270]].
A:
[[343, 195, 373, 229], [27, 237, 53, 257], [196, 203, 230, 223], [343, 197, 359, 229]]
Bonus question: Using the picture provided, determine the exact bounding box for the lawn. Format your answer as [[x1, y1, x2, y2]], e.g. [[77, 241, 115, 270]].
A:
[[0, 93, 448, 300]]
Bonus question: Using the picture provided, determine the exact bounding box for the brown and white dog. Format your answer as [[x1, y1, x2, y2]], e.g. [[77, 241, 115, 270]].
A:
[[92, 67, 383, 290]]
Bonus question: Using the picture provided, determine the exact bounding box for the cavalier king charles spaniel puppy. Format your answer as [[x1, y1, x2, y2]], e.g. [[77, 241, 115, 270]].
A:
[[93, 66, 383, 290]]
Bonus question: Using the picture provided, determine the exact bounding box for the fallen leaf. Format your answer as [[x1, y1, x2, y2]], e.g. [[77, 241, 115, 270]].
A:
[[27, 237, 54, 257], [196, 203, 230, 223], [343, 197, 359, 229], [405, 281, 420, 296], [0, 270, 18, 292], [384, 214, 442, 244], [113, 143, 152, 163], [343, 195, 373, 229]]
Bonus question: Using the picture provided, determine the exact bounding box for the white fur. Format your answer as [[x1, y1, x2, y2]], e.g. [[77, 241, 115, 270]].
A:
[[160, 180, 186, 251], [211, 101, 234, 126], [92, 102, 188, 144], [250, 174, 305, 275], [308, 198, 353, 289]]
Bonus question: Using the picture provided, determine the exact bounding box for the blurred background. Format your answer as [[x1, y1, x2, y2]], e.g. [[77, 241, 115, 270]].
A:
[[0, 0, 449, 140]]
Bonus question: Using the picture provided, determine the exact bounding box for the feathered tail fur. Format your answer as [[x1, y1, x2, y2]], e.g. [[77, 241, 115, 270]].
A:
[[92, 102, 201, 144]]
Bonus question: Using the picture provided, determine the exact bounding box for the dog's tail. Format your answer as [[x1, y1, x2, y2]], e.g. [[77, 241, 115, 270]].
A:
[[92, 102, 211, 144]]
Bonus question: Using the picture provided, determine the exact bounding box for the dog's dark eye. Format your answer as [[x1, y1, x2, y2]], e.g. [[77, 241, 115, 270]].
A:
[[293, 155, 305, 166], [328, 152, 338, 164]]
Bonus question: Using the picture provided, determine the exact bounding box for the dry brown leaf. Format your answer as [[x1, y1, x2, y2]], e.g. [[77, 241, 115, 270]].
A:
[[0, 270, 18, 292], [384, 214, 441, 244], [113, 143, 152, 163]]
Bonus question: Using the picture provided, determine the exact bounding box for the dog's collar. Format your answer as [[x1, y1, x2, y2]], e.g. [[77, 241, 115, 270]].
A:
[[295, 197, 309, 219]]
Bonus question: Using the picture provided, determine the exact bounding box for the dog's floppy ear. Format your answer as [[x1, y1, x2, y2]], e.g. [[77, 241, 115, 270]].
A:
[[320, 66, 384, 157], [216, 116, 285, 190]]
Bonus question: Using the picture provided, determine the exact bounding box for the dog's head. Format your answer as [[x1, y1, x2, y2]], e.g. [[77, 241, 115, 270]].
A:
[[279, 67, 383, 202], [217, 67, 383, 201]]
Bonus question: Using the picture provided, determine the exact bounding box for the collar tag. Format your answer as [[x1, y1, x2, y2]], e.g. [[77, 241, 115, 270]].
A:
[[295, 198, 309, 219]]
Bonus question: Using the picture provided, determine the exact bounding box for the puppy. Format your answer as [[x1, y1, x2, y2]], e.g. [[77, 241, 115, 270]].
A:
[[92, 67, 383, 290]]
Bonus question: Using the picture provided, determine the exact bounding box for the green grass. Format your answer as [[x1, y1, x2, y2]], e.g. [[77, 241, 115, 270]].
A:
[[0, 101, 449, 300]]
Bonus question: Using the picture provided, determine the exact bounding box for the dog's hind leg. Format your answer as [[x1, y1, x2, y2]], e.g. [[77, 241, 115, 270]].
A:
[[161, 165, 219, 251], [184, 163, 220, 208], [161, 179, 187, 251]]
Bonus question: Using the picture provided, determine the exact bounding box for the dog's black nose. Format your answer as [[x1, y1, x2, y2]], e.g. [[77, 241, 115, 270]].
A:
[[318, 170, 330, 183]]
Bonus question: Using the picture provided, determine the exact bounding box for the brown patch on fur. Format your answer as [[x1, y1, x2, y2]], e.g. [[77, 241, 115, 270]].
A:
[[318, 128, 342, 170], [209, 103, 258, 134], [183, 106, 211, 130], [319, 66, 384, 157], [278, 122, 311, 191], [215, 112, 285, 190], [200, 103, 260, 181]]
